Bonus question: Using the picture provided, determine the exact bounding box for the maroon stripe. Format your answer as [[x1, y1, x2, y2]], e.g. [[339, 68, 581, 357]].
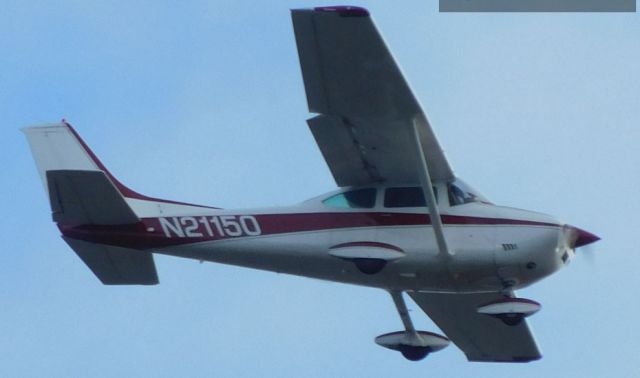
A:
[[64, 121, 218, 209], [58, 212, 560, 250], [256, 213, 559, 233]]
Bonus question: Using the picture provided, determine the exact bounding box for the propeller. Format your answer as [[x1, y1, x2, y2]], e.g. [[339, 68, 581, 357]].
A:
[[580, 243, 597, 265]]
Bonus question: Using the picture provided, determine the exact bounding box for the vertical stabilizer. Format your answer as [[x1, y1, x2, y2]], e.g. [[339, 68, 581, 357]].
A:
[[23, 123, 161, 285], [23, 123, 103, 197], [23, 122, 217, 219]]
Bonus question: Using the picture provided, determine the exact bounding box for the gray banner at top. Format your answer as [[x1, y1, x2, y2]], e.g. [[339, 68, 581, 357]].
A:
[[440, 0, 636, 12]]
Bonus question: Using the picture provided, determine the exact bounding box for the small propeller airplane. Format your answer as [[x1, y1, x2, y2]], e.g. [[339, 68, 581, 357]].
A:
[[23, 6, 599, 363]]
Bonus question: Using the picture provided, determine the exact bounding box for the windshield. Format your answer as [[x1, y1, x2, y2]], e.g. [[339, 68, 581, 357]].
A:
[[447, 179, 491, 206]]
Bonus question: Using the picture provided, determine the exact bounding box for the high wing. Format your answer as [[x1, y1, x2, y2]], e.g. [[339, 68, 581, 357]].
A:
[[291, 7, 454, 187], [408, 291, 542, 362]]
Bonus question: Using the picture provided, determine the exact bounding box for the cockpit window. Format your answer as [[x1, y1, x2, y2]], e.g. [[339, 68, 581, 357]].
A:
[[384, 187, 430, 208], [448, 179, 491, 206], [323, 188, 377, 209]]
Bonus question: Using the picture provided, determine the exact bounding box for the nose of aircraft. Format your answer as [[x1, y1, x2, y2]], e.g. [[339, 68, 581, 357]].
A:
[[567, 225, 600, 248]]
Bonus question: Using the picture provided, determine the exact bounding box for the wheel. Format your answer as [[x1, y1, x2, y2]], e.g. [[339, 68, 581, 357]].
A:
[[353, 258, 387, 275], [399, 345, 431, 361], [498, 313, 524, 326]]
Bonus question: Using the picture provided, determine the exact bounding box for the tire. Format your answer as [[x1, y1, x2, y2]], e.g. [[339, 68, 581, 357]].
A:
[[353, 258, 387, 275], [498, 313, 524, 326], [399, 345, 430, 361]]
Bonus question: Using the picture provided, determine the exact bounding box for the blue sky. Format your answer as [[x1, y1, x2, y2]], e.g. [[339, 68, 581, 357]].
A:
[[1, 1, 639, 377]]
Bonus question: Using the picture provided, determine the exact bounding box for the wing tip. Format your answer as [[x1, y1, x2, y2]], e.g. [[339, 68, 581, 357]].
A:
[[314, 6, 370, 16], [291, 6, 370, 17], [468, 354, 543, 363]]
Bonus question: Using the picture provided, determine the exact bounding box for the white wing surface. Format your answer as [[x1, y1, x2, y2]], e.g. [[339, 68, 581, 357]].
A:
[[408, 291, 542, 362], [291, 7, 454, 186]]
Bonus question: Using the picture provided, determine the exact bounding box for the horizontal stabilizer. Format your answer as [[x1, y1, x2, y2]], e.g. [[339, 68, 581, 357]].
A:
[[63, 237, 159, 285], [47, 170, 139, 225]]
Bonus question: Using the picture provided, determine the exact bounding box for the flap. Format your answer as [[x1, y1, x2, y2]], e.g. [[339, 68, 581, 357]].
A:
[[291, 8, 454, 185]]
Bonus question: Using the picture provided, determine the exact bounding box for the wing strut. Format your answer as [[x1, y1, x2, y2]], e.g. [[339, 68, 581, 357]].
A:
[[412, 119, 454, 258]]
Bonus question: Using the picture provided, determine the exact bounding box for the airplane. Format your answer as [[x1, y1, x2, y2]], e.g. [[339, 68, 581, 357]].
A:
[[23, 6, 599, 363]]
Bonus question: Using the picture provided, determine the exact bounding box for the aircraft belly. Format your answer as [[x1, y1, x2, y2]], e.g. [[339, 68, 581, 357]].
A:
[[155, 225, 513, 292]]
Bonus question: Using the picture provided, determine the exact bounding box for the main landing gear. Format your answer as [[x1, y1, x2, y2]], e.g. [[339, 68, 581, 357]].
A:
[[352, 258, 387, 275], [476, 297, 541, 326], [375, 291, 449, 361]]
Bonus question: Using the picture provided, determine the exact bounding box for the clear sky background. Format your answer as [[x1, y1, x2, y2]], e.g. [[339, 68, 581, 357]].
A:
[[1, 1, 639, 377]]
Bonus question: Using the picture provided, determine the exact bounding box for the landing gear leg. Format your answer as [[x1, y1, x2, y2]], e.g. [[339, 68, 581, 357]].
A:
[[390, 291, 417, 335], [375, 291, 449, 361], [389, 291, 431, 361]]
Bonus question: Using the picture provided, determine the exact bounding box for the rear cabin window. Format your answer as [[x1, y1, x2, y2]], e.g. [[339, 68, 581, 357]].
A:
[[323, 188, 377, 209], [384, 187, 430, 208]]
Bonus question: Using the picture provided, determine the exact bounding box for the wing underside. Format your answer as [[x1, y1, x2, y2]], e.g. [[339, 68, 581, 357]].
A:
[[408, 291, 542, 362], [291, 8, 454, 186]]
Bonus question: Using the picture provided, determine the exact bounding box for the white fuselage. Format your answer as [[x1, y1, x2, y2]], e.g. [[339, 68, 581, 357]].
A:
[[121, 184, 571, 294]]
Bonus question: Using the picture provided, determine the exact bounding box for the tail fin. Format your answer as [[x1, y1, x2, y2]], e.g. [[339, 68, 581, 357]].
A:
[[23, 121, 157, 204], [23, 121, 216, 220], [22, 122, 145, 225], [23, 122, 160, 285]]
